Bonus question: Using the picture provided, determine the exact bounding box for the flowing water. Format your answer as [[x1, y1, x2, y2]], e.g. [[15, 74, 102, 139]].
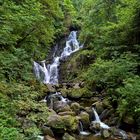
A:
[[79, 121, 91, 136], [34, 32, 123, 140], [92, 107, 110, 129], [33, 31, 83, 85]]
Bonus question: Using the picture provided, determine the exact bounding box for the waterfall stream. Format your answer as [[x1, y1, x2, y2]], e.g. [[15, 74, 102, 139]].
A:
[[79, 121, 91, 136], [33, 31, 82, 85], [92, 107, 110, 129]]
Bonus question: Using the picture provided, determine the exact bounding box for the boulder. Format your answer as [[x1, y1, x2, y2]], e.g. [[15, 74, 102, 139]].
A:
[[79, 111, 90, 129], [42, 126, 54, 137], [46, 114, 64, 130], [90, 121, 101, 131], [62, 115, 78, 131], [47, 84, 56, 92], [111, 128, 128, 140], [46, 114, 78, 132], [53, 101, 71, 113], [101, 129, 110, 138], [62, 133, 76, 140], [85, 107, 95, 121], [70, 102, 80, 114]]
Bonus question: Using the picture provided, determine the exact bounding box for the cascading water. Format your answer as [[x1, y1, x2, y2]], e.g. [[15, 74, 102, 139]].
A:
[[33, 31, 82, 85], [92, 107, 110, 129], [79, 121, 90, 136]]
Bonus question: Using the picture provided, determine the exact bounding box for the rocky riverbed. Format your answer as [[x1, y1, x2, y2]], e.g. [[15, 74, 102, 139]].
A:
[[37, 83, 138, 140]]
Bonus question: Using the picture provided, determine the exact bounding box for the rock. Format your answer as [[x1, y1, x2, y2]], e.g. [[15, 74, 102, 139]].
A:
[[62, 133, 76, 140], [62, 115, 78, 131], [42, 126, 54, 137], [85, 107, 95, 121], [101, 129, 110, 138], [123, 115, 134, 125], [70, 102, 80, 114], [44, 135, 56, 140], [47, 84, 56, 92], [111, 128, 128, 140], [58, 111, 75, 116], [46, 114, 64, 130], [100, 109, 114, 120], [92, 102, 104, 114], [79, 111, 90, 129], [108, 117, 119, 126], [53, 101, 71, 113], [46, 114, 78, 132], [90, 121, 101, 131]]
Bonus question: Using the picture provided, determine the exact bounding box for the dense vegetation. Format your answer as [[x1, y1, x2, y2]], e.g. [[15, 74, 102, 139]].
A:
[[0, 0, 140, 139], [79, 0, 140, 121]]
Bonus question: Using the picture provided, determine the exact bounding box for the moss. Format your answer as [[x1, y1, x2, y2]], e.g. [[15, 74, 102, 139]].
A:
[[61, 87, 92, 99], [59, 49, 95, 83]]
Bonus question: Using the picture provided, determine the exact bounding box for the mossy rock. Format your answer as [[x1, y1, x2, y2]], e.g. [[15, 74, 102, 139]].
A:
[[62, 133, 76, 140], [59, 50, 95, 83], [61, 88, 92, 99], [46, 114, 78, 132]]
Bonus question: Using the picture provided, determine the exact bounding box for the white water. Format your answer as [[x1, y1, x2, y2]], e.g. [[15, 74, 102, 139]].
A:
[[92, 107, 110, 129], [56, 92, 68, 103], [33, 31, 82, 85], [79, 121, 91, 136]]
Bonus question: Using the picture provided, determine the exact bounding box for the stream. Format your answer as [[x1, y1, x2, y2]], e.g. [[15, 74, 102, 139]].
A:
[[34, 31, 133, 140]]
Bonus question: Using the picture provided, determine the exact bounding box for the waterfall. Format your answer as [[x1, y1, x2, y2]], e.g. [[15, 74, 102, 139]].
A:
[[44, 92, 68, 109], [79, 121, 90, 136], [92, 108, 101, 122], [92, 107, 110, 129], [33, 31, 82, 85]]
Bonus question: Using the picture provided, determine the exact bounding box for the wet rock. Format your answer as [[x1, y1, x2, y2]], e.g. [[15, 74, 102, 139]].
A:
[[42, 126, 54, 137], [44, 135, 56, 140], [90, 121, 101, 131], [100, 109, 114, 120], [47, 84, 56, 92], [70, 102, 80, 114], [79, 111, 90, 129], [101, 129, 110, 138], [92, 102, 104, 114], [62, 133, 76, 140], [85, 107, 95, 121], [111, 128, 128, 140], [53, 101, 71, 113]]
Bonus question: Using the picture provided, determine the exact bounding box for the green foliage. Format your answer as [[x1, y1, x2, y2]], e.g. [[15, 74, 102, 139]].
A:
[[84, 53, 138, 89], [116, 76, 140, 118], [0, 81, 50, 139], [78, 0, 140, 122], [0, 48, 33, 82]]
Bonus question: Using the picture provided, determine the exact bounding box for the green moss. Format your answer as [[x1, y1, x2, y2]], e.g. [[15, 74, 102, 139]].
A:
[[61, 87, 92, 99]]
